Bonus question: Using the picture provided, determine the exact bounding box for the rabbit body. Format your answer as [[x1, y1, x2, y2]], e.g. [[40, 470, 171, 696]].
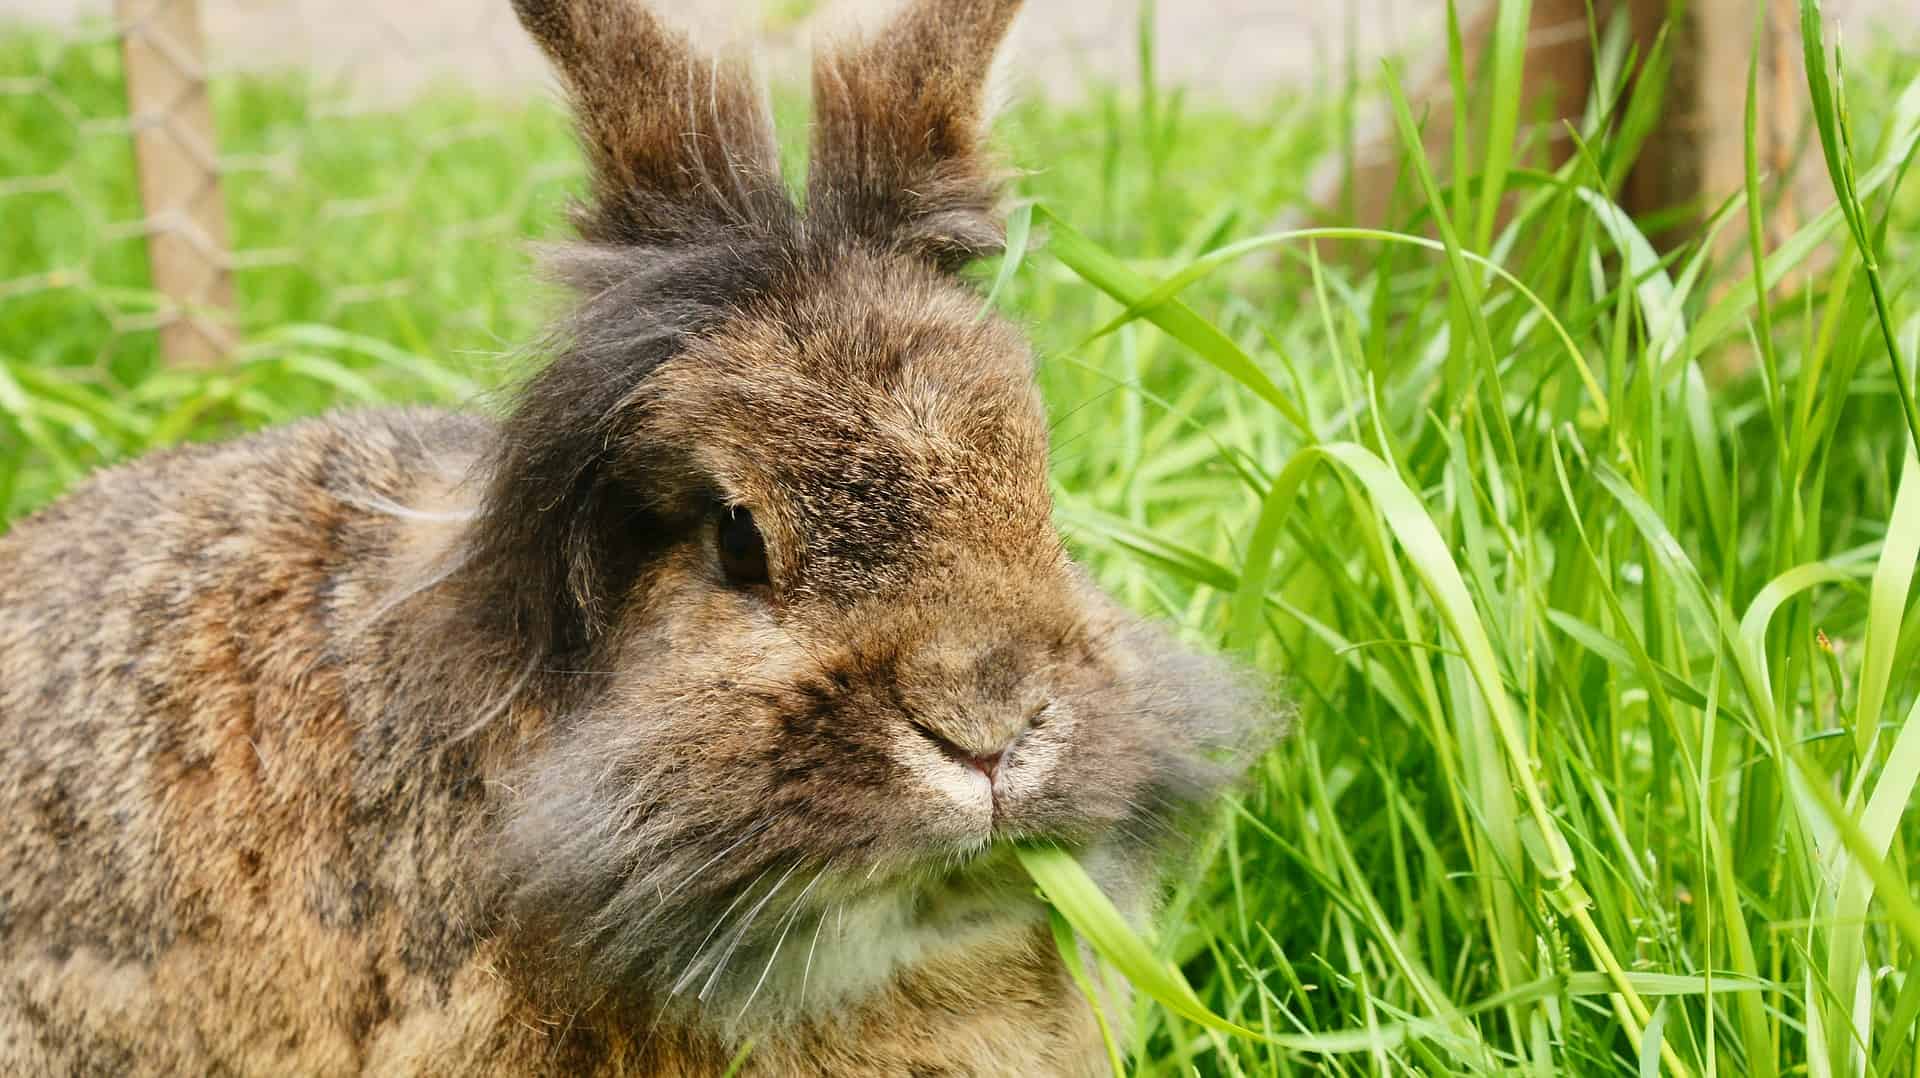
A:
[[0, 411, 1103, 1076], [0, 1, 1265, 1074]]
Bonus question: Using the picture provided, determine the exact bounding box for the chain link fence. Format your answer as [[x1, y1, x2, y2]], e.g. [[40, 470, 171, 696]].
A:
[[0, 0, 1894, 377]]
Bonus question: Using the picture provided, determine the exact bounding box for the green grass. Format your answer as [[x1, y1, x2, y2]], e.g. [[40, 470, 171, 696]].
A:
[[6, 3, 1920, 1073]]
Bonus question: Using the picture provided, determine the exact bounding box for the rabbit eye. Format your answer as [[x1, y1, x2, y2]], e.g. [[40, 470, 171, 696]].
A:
[[716, 505, 769, 586]]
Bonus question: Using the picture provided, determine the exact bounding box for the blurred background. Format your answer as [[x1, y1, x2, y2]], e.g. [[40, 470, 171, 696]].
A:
[[4, 0, 1702, 106], [4, 0, 1901, 104], [0, 0, 1899, 374]]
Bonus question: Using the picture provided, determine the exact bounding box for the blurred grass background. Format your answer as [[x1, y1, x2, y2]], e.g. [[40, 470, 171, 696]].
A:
[[6, 4, 1920, 1074]]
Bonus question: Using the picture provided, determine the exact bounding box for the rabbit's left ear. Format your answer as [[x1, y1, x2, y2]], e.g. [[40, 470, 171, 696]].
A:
[[807, 0, 1022, 272]]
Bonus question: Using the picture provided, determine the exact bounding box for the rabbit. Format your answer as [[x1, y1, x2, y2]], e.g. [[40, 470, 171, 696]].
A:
[[0, 0, 1272, 1074]]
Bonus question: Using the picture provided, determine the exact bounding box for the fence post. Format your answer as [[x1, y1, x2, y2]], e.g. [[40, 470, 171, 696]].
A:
[[1321, 0, 1810, 254], [1313, 0, 1809, 380], [1626, 0, 1804, 255], [116, 0, 236, 367]]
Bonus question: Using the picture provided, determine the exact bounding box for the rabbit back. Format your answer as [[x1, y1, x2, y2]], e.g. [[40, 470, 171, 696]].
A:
[[0, 409, 504, 1072]]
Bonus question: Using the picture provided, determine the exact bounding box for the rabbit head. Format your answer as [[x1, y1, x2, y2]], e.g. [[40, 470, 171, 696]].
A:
[[463, 0, 1271, 1033]]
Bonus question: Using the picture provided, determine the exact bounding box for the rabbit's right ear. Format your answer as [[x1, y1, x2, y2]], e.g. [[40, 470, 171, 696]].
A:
[[511, 0, 789, 243]]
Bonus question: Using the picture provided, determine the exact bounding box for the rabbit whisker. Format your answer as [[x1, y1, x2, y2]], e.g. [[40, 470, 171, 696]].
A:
[[736, 865, 827, 1020], [799, 894, 831, 1011], [697, 858, 804, 1001], [352, 548, 470, 633], [670, 861, 778, 996], [448, 653, 539, 744], [339, 490, 478, 523], [659, 816, 775, 905]]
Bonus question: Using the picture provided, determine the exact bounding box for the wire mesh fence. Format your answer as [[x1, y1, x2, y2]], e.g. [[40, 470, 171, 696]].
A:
[[6, 0, 562, 387], [0, 0, 1897, 379]]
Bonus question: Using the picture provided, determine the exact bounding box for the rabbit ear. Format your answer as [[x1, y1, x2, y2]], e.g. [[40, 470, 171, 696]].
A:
[[512, 0, 789, 243], [807, 0, 1022, 271]]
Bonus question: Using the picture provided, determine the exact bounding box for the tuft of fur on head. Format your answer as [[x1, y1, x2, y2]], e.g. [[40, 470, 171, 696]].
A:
[[459, 233, 798, 659]]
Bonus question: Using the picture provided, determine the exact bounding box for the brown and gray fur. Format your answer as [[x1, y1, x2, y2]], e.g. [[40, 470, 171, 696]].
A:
[[0, 1, 1270, 1074]]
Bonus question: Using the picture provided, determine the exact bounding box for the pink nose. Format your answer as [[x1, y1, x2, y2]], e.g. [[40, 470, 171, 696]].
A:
[[963, 750, 1005, 779]]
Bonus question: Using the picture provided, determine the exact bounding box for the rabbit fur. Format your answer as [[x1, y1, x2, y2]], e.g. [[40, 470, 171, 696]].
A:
[[0, 0, 1271, 1073]]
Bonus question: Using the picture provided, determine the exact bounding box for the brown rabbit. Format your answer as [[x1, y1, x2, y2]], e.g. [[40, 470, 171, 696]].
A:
[[0, 1, 1269, 1074]]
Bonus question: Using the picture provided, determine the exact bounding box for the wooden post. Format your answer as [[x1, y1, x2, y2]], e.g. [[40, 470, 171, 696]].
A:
[[1625, 0, 1803, 259], [1323, 0, 1810, 255], [116, 0, 236, 367], [1311, 0, 1810, 381], [1314, 0, 1597, 236], [1614, 0, 1804, 379]]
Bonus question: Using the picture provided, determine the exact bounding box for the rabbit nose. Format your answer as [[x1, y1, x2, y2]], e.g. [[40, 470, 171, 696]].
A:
[[916, 724, 1018, 783], [963, 749, 1005, 779]]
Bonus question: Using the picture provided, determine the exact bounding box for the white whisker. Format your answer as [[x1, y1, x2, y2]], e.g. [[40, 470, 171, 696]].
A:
[[340, 491, 477, 523], [350, 549, 469, 633], [699, 859, 803, 1001], [660, 818, 772, 906], [736, 866, 827, 1020], [448, 652, 539, 743], [800, 901, 829, 1011], [671, 862, 777, 997]]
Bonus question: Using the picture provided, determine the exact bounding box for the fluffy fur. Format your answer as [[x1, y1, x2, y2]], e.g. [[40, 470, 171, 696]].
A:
[[0, 1, 1273, 1074]]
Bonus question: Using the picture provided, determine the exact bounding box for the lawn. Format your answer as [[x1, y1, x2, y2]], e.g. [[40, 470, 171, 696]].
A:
[[5, 4, 1920, 1074]]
